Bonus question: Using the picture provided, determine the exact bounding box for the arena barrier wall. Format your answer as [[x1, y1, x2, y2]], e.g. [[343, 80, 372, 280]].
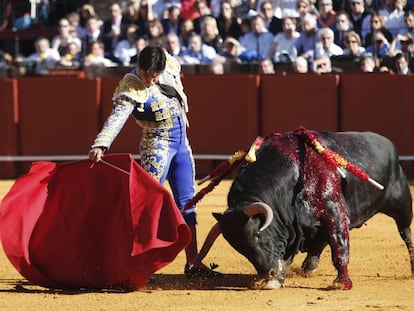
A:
[[339, 73, 414, 155], [0, 79, 18, 178], [15, 77, 101, 174], [259, 73, 340, 135], [1, 74, 413, 179]]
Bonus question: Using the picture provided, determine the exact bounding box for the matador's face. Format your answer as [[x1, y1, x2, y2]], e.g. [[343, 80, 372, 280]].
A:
[[138, 68, 163, 87]]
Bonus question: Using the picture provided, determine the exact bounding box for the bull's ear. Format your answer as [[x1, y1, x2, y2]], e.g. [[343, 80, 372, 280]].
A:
[[212, 212, 223, 222]]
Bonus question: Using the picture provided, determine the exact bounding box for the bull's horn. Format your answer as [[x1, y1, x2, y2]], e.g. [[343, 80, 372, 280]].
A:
[[243, 202, 274, 232]]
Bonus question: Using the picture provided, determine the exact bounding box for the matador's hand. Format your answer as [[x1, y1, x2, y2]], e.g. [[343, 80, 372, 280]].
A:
[[88, 147, 104, 163]]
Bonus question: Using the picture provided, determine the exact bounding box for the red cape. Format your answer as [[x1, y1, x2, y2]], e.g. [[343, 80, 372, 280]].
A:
[[0, 154, 191, 290]]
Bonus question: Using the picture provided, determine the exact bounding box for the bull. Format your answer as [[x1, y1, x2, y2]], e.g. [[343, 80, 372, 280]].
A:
[[195, 129, 414, 290]]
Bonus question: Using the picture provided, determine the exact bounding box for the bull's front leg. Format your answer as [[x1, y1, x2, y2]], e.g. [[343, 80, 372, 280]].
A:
[[324, 200, 352, 290]]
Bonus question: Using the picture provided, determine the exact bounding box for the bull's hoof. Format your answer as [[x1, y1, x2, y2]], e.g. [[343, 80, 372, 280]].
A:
[[327, 277, 353, 290], [251, 277, 283, 290]]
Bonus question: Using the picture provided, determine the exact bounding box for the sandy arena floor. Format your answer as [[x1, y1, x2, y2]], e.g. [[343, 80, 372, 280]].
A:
[[0, 179, 413, 311]]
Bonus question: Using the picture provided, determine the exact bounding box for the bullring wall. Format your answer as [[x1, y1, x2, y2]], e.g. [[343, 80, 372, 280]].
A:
[[1, 73, 413, 178]]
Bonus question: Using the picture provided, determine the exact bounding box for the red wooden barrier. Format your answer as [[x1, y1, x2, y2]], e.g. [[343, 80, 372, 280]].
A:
[[183, 74, 260, 154], [0, 79, 18, 178], [17, 77, 101, 156], [339, 73, 414, 155], [260, 73, 340, 135]]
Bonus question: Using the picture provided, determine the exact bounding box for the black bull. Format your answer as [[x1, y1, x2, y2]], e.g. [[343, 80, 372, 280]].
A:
[[195, 130, 414, 290]]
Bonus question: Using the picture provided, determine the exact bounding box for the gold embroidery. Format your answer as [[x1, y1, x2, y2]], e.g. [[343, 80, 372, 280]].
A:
[[113, 73, 148, 103]]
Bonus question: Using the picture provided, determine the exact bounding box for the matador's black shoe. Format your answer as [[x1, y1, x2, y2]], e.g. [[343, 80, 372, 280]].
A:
[[184, 263, 224, 279]]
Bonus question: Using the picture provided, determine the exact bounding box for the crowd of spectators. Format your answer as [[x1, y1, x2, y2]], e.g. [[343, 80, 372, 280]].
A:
[[1, 0, 414, 75]]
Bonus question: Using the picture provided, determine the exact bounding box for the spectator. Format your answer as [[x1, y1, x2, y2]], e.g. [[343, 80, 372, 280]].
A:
[[153, 0, 181, 20], [343, 30, 366, 57], [379, 0, 405, 38], [259, 1, 283, 35], [179, 19, 195, 47], [217, 0, 243, 40], [81, 16, 105, 56], [161, 4, 182, 36], [220, 36, 245, 63], [365, 30, 391, 58], [25, 37, 61, 65], [192, 0, 213, 34], [79, 4, 100, 29], [360, 53, 378, 72], [239, 14, 274, 61], [0, 50, 13, 68], [347, 0, 371, 40], [315, 27, 343, 58], [165, 33, 184, 58], [258, 58, 275, 73], [364, 12, 393, 47], [295, 0, 313, 32], [113, 23, 140, 66], [124, 0, 141, 24], [130, 36, 149, 64], [201, 15, 224, 52], [147, 18, 166, 46], [334, 11, 353, 48], [294, 13, 319, 61], [66, 11, 87, 38], [181, 33, 217, 64], [313, 54, 342, 73], [135, 0, 154, 37], [181, 0, 202, 20], [293, 55, 309, 72], [102, 3, 128, 55], [398, 10, 414, 38], [59, 41, 82, 68], [394, 52, 411, 74], [317, 0, 337, 30], [51, 18, 82, 57], [268, 17, 300, 62], [84, 41, 117, 67], [388, 32, 414, 56], [209, 56, 225, 74]]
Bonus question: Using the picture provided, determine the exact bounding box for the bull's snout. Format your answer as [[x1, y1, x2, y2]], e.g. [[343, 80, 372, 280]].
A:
[[250, 259, 286, 290]]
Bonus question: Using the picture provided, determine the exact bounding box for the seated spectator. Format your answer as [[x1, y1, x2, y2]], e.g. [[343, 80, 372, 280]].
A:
[[124, 0, 141, 24], [293, 55, 309, 72], [51, 18, 82, 57], [220, 36, 245, 63], [258, 58, 275, 74], [268, 17, 300, 63], [394, 52, 412, 74], [388, 32, 414, 56], [364, 12, 393, 47], [147, 18, 166, 46], [153, 0, 181, 20], [180, 19, 196, 47], [360, 53, 379, 72], [365, 30, 391, 58], [24, 37, 61, 66], [59, 41, 82, 68], [317, 0, 336, 30], [259, 1, 283, 35], [398, 10, 414, 38], [295, 0, 313, 32], [79, 4, 101, 29], [0, 50, 13, 68], [165, 33, 184, 59], [334, 11, 353, 48], [217, 0, 243, 40], [315, 27, 343, 58], [129, 36, 149, 64], [201, 15, 224, 52], [84, 41, 117, 67], [181, 33, 217, 64], [342, 31, 366, 57], [113, 24, 140, 66], [102, 3, 128, 55], [161, 4, 182, 36], [313, 54, 342, 73], [379, 0, 405, 38], [81, 16, 105, 56], [239, 14, 274, 61], [294, 13, 319, 61], [347, 0, 371, 41], [209, 56, 225, 74], [66, 11, 87, 38]]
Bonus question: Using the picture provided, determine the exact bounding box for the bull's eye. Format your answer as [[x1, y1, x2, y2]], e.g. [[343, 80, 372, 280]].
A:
[[255, 231, 261, 241]]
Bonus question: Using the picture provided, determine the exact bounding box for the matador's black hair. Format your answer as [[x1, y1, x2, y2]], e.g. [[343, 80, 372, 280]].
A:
[[138, 46, 166, 72]]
